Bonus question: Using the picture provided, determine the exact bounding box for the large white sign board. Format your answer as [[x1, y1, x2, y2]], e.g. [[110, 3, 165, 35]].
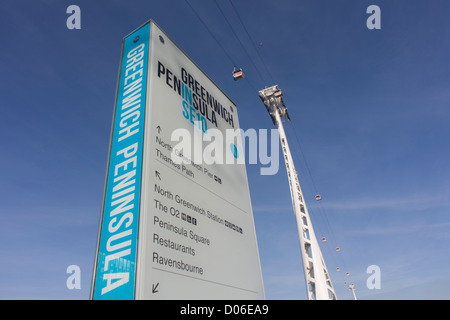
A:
[[92, 20, 264, 300]]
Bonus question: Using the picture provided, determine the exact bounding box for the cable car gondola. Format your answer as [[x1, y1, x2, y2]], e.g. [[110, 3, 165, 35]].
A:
[[315, 194, 322, 201], [232, 67, 244, 81]]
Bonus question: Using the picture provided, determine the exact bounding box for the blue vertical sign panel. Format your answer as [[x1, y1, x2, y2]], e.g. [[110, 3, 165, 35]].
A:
[[92, 22, 150, 300]]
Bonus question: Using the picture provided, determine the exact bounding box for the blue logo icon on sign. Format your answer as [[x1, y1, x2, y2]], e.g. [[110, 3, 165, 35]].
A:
[[230, 143, 239, 159]]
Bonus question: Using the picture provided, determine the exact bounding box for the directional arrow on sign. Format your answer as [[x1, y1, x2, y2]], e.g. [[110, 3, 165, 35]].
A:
[[152, 283, 159, 293], [155, 171, 161, 180], [156, 125, 161, 134]]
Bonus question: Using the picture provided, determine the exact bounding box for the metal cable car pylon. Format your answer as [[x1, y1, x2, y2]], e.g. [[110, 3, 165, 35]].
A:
[[258, 85, 337, 300]]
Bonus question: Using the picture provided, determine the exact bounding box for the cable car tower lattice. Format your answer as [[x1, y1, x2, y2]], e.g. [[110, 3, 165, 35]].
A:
[[258, 85, 337, 300]]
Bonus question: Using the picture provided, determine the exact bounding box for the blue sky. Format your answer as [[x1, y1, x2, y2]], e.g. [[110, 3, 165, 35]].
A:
[[1, 0, 449, 299]]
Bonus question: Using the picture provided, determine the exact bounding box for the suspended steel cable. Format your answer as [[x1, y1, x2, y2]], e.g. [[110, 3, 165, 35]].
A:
[[183, 0, 236, 66], [186, 0, 356, 298], [227, 3, 355, 292], [228, 0, 276, 84], [285, 120, 353, 286], [285, 121, 335, 240], [287, 121, 320, 194], [213, 0, 268, 86], [211, 3, 339, 250], [224, 3, 344, 263], [219, 3, 338, 250], [184, 0, 259, 93]]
